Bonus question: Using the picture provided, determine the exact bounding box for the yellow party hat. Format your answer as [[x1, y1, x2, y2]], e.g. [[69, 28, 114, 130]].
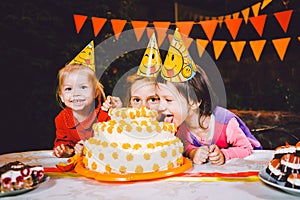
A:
[[137, 33, 162, 77], [69, 40, 95, 71], [161, 28, 197, 82]]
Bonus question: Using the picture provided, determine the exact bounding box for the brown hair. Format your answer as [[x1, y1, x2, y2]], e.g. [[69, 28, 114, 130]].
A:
[[123, 74, 156, 107], [156, 66, 218, 129], [56, 64, 106, 109]]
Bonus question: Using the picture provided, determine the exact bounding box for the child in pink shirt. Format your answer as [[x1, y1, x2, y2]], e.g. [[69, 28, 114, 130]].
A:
[[157, 69, 262, 165]]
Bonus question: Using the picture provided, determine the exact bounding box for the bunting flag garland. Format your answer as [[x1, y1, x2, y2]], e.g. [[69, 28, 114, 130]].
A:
[[224, 18, 243, 40], [249, 40, 267, 62], [175, 21, 194, 38], [249, 15, 267, 37], [261, 0, 273, 10], [153, 21, 171, 47], [252, 2, 262, 17], [212, 40, 227, 60], [196, 39, 209, 57], [274, 10, 293, 33], [230, 41, 246, 62], [110, 19, 127, 40], [146, 28, 155, 39], [73, 14, 88, 34], [91, 17, 107, 37], [199, 20, 218, 41], [71, 0, 297, 62], [131, 20, 149, 41], [272, 37, 291, 61], [241, 8, 250, 24]]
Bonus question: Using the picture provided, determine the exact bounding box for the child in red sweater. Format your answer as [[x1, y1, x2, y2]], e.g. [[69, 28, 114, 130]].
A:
[[53, 64, 109, 158]]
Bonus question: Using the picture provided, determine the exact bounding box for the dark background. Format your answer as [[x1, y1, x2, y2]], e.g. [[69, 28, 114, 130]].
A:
[[0, 0, 299, 154]]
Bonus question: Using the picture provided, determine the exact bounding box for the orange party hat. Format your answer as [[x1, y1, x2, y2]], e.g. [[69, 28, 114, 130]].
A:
[[137, 33, 162, 77], [69, 40, 95, 71], [161, 28, 197, 82]]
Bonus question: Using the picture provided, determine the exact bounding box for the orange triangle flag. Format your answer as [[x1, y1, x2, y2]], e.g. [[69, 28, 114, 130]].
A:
[[196, 39, 209, 57], [131, 20, 149, 42], [146, 28, 155, 39], [153, 21, 171, 47], [111, 19, 127, 40], [199, 20, 218, 41], [241, 8, 250, 24], [91, 17, 107, 37], [217, 16, 224, 28], [232, 12, 240, 19], [274, 10, 293, 33], [230, 41, 246, 62], [249, 40, 266, 62], [249, 15, 267, 37], [184, 37, 193, 50], [261, 0, 273, 10], [73, 14, 87, 34], [175, 21, 194, 37], [212, 40, 227, 60], [224, 18, 243, 40], [272, 37, 291, 61], [252, 2, 261, 17]]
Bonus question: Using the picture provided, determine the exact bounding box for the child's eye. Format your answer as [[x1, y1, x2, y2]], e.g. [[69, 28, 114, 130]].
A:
[[81, 85, 88, 89], [132, 98, 141, 103], [148, 97, 160, 104], [64, 87, 72, 91], [166, 98, 173, 103]]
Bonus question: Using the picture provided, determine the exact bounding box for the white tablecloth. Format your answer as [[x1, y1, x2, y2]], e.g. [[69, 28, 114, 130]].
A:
[[0, 150, 299, 200]]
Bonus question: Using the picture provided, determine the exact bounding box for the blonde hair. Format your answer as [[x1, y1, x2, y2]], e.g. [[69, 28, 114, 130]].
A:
[[56, 64, 106, 109], [123, 74, 156, 107]]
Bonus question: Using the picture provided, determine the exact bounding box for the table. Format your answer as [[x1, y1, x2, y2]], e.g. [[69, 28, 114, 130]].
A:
[[0, 150, 299, 200]]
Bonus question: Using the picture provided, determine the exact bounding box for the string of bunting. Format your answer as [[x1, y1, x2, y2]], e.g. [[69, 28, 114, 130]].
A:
[[73, 1, 298, 62]]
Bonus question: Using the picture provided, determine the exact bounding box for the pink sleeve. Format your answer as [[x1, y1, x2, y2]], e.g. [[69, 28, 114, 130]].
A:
[[220, 118, 253, 160]]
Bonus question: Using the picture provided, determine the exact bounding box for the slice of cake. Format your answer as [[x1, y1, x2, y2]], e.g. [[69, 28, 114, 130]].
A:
[[280, 153, 300, 174], [265, 159, 287, 182], [273, 142, 296, 159], [81, 106, 184, 174], [295, 141, 300, 156], [0, 161, 44, 192], [285, 173, 300, 189]]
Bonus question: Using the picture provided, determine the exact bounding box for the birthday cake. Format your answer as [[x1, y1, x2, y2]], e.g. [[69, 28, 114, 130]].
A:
[[0, 161, 44, 193], [81, 106, 184, 174], [266, 142, 300, 189]]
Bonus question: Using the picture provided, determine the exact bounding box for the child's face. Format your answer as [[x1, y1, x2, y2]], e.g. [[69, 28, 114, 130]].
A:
[[157, 82, 189, 126], [59, 71, 96, 112], [130, 79, 160, 110]]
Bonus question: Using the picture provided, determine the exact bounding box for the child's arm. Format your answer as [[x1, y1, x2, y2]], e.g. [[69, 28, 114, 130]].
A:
[[221, 118, 253, 160], [189, 146, 210, 165], [101, 96, 123, 111], [74, 140, 84, 156]]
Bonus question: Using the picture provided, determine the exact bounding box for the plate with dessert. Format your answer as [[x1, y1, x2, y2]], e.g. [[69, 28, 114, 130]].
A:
[[0, 161, 49, 197], [258, 142, 300, 196], [73, 107, 193, 182]]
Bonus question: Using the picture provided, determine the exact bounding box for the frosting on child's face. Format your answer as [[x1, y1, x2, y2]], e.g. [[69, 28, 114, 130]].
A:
[[59, 70, 95, 114], [130, 80, 160, 111], [157, 82, 189, 126]]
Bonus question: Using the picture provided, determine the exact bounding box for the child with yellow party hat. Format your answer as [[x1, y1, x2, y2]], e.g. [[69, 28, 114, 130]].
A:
[[101, 33, 161, 114], [156, 28, 262, 165], [53, 41, 110, 158]]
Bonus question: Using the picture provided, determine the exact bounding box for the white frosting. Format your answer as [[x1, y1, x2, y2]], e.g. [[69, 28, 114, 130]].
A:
[[84, 107, 184, 174]]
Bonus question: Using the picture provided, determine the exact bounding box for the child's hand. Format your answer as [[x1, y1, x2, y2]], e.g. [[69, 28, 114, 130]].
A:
[[101, 96, 123, 111], [191, 146, 209, 165], [208, 144, 225, 165], [74, 140, 84, 156], [53, 144, 74, 158]]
